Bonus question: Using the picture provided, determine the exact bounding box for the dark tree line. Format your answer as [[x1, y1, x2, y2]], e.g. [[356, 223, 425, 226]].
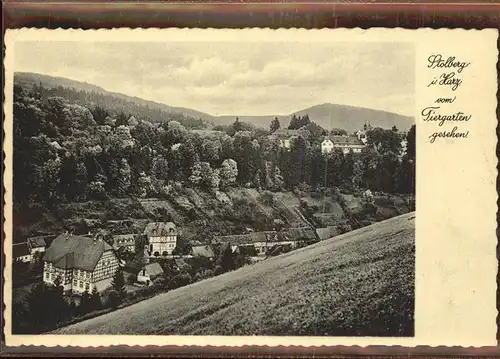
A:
[[14, 83, 415, 208]]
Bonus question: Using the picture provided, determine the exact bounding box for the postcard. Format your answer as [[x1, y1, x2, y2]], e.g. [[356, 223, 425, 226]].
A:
[[3, 28, 498, 348]]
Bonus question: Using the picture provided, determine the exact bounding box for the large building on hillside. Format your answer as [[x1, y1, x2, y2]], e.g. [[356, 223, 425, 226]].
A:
[[42, 232, 120, 293], [144, 222, 178, 256], [321, 135, 365, 154]]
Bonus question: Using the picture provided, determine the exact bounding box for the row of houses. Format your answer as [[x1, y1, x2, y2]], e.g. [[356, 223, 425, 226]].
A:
[[213, 227, 318, 256], [13, 236, 56, 263], [17, 219, 337, 295]]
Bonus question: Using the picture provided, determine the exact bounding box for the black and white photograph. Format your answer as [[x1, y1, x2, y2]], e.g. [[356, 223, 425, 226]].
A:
[[9, 35, 416, 337]]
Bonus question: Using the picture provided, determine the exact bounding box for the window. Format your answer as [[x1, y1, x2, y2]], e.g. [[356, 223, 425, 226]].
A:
[[79, 281, 83, 288], [45, 272, 49, 280], [73, 279, 77, 287], [85, 283, 90, 291]]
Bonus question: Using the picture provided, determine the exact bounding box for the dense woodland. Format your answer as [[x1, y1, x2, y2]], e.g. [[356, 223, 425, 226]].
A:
[[14, 83, 415, 209]]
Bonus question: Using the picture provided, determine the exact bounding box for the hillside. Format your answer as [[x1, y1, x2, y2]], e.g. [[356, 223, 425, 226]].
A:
[[55, 212, 415, 336], [14, 72, 212, 124], [15, 72, 414, 132], [215, 103, 414, 133]]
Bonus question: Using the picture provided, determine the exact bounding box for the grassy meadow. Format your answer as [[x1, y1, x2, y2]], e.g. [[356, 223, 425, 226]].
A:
[[55, 212, 415, 336]]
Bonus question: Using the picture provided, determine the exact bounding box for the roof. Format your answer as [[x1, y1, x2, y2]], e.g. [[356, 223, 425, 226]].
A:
[[144, 222, 177, 237], [13, 242, 30, 258], [273, 129, 309, 139], [27, 236, 48, 249], [285, 227, 318, 241], [267, 243, 292, 257], [113, 234, 136, 246], [43, 233, 114, 271], [326, 136, 364, 146], [214, 229, 315, 245], [142, 262, 164, 277], [191, 245, 215, 258]]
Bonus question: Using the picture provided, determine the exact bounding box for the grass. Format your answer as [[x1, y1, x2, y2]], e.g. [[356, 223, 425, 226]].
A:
[[54, 212, 415, 336]]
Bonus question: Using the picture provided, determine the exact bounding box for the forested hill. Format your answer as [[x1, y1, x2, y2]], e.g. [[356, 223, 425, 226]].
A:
[[15, 72, 414, 133], [14, 72, 210, 129], [216, 104, 415, 134]]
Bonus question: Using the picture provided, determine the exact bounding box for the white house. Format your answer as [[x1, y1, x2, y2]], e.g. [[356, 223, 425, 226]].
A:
[[144, 222, 178, 256], [137, 262, 164, 285], [27, 236, 49, 256], [321, 139, 334, 154], [42, 232, 120, 293]]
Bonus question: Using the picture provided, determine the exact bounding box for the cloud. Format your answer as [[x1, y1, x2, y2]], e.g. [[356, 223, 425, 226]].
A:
[[14, 41, 415, 116]]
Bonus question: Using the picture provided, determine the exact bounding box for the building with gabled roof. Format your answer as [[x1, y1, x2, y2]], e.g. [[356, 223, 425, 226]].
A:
[[137, 262, 164, 285], [144, 222, 178, 257], [214, 228, 318, 256], [112, 234, 136, 253], [273, 128, 310, 149], [42, 232, 119, 293], [322, 135, 365, 155], [190, 245, 215, 259]]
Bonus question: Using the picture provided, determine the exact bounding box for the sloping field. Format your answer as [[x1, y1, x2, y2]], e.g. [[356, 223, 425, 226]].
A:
[[55, 212, 415, 336]]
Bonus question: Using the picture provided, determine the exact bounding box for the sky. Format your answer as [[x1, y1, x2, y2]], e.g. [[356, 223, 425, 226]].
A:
[[14, 41, 415, 116]]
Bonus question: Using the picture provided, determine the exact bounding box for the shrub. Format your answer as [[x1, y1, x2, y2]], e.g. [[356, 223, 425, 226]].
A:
[[106, 290, 121, 309], [214, 265, 224, 276], [154, 251, 160, 257], [162, 251, 168, 256]]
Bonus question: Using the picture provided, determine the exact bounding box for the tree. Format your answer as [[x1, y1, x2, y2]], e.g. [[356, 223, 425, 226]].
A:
[[406, 125, 416, 159], [164, 120, 188, 146], [201, 139, 221, 164], [74, 162, 88, 200], [116, 158, 131, 196], [219, 159, 238, 189], [152, 155, 169, 180], [24, 281, 70, 332], [137, 171, 154, 198], [288, 114, 311, 130], [351, 158, 365, 188], [88, 172, 107, 199], [111, 268, 126, 300], [189, 162, 203, 187], [106, 290, 121, 309], [219, 244, 236, 273], [78, 290, 92, 315], [90, 286, 103, 311], [128, 115, 138, 127], [270, 117, 280, 133]]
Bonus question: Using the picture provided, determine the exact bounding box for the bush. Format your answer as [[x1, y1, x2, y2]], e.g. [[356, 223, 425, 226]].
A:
[[162, 251, 168, 256], [214, 265, 224, 276], [203, 269, 214, 278], [106, 290, 121, 309], [154, 251, 160, 257]]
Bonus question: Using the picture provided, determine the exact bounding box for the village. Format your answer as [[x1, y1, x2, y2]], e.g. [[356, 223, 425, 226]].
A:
[[13, 121, 410, 305]]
